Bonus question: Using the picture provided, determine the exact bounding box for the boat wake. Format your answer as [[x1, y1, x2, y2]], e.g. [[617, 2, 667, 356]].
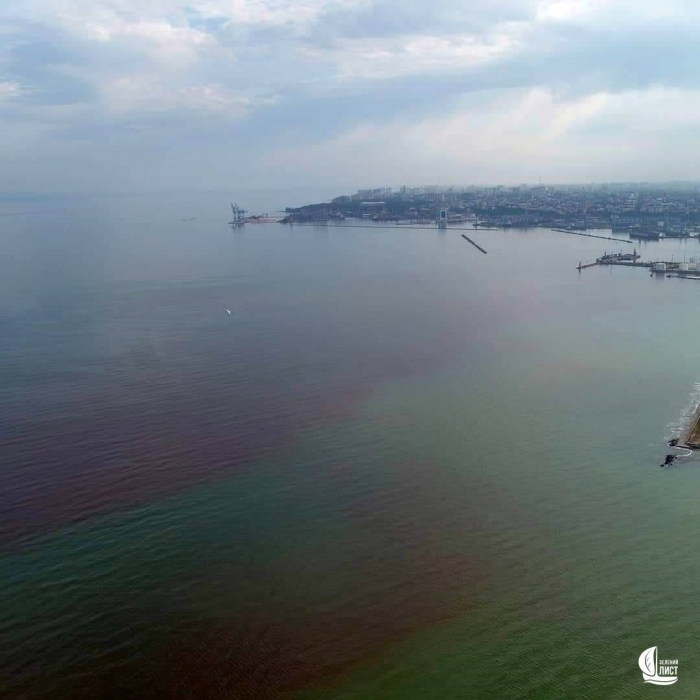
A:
[[673, 447, 694, 458]]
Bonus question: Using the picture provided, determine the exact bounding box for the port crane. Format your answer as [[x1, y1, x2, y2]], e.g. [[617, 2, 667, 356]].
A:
[[226, 201, 488, 252], [229, 203, 248, 227]]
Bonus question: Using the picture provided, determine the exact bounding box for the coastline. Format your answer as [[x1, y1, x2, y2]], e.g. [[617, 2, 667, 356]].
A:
[[679, 405, 700, 449]]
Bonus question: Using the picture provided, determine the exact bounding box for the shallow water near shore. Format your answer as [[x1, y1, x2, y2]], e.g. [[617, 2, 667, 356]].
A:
[[3, 194, 700, 698]]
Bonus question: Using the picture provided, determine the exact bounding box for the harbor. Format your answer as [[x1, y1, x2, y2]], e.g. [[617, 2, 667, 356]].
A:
[[577, 251, 700, 275], [228, 203, 282, 227]]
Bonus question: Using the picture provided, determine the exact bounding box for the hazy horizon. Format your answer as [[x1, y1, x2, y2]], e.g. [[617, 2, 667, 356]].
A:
[[6, 180, 700, 202]]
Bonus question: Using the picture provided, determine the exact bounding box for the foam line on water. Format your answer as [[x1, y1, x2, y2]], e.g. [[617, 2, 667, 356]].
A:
[[667, 381, 700, 441], [673, 448, 694, 458]]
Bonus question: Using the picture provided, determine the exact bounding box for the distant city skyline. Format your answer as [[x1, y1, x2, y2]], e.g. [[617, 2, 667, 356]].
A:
[[284, 180, 700, 240], [345, 182, 700, 191], [3, 1, 700, 193]]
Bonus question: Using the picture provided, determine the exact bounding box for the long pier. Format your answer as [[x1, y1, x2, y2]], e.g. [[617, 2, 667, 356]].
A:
[[577, 259, 700, 273], [552, 228, 633, 243], [461, 234, 488, 254]]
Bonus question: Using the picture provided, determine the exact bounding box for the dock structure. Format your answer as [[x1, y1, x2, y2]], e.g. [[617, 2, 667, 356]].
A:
[[229, 202, 248, 227], [461, 233, 488, 254], [552, 228, 633, 243], [575, 250, 700, 275], [577, 250, 642, 270]]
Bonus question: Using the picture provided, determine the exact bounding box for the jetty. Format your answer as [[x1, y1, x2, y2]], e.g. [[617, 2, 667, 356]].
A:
[[229, 203, 282, 226], [552, 228, 633, 243], [575, 251, 700, 275], [577, 251, 641, 270], [461, 234, 488, 254], [678, 406, 700, 450]]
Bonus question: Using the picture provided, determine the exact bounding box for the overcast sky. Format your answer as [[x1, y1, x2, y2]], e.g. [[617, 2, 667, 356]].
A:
[[2, 0, 700, 193]]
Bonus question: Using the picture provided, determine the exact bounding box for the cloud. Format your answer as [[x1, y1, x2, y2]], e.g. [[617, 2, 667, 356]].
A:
[[0, 81, 21, 99], [264, 84, 700, 187], [1, 0, 700, 192], [327, 25, 525, 80]]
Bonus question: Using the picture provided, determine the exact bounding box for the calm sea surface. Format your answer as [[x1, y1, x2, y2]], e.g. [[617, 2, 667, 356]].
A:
[[3, 193, 700, 698]]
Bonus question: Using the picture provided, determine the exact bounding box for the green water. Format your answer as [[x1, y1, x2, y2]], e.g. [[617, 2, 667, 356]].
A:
[[3, 206, 700, 697]]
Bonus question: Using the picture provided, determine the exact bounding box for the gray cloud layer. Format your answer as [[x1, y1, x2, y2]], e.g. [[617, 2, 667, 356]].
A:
[[2, 0, 700, 192]]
